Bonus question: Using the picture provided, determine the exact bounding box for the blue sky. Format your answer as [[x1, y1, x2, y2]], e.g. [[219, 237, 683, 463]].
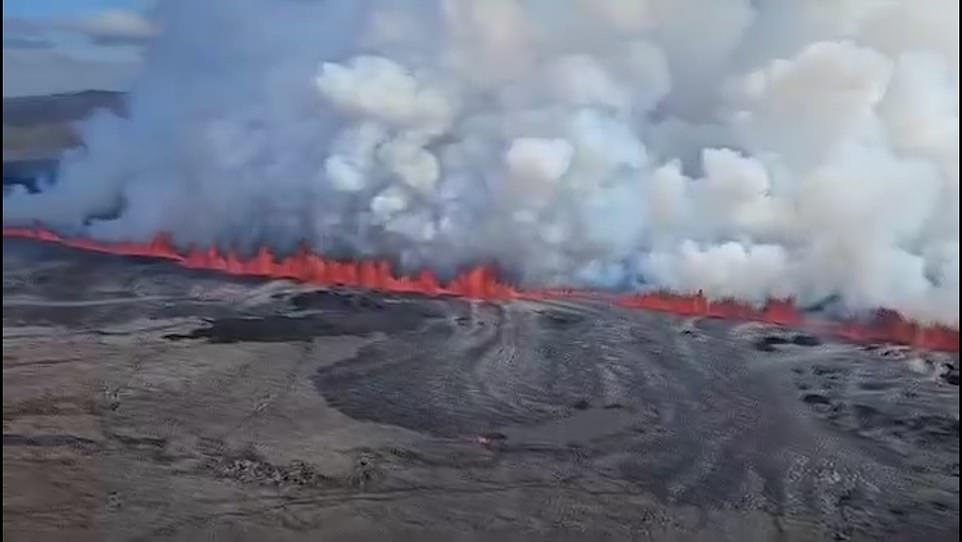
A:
[[3, 0, 156, 96], [4, 0, 153, 18]]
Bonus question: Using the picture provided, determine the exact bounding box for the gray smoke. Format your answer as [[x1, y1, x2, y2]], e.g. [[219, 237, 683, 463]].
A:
[[4, 0, 958, 326]]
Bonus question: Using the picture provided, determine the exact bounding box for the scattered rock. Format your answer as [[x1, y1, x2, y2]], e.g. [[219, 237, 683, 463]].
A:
[[539, 310, 584, 328], [852, 404, 884, 430], [389, 447, 418, 460], [857, 381, 892, 391], [210, 449, 336, 488], [755, 334, 820, 352], [792, 334, 821, 346], [812, 365, 845, 377], [930, 500, 949, 512], [350, 453, 381, 490], [107, 491, 122, 511], [754, 335, 789, 352], [938, 362, 959, 386], [802, 393, 832, 405]]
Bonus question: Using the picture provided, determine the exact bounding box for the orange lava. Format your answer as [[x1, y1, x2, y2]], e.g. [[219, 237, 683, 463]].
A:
[[615, 293, 959, 353], [1, 226, 514, 299], [3, 226, 958, 353]]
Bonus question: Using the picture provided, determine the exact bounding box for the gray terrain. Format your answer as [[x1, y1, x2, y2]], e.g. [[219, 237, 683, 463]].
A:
[[3, 93, 960, 540], [2, 238, 958, 541]]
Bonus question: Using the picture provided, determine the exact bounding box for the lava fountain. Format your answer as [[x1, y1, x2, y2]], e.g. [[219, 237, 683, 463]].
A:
[[4, 226, 957, 353]]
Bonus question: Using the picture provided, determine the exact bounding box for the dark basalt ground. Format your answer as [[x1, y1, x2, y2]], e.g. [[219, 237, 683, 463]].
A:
[[3, 238, 959, 541]]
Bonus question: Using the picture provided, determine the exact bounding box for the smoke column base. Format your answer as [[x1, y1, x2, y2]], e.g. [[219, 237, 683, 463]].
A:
[[3, 226, 958, 353]]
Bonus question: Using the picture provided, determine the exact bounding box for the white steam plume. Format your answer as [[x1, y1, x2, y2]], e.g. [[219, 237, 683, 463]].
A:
[[4, 0, 959, 326]]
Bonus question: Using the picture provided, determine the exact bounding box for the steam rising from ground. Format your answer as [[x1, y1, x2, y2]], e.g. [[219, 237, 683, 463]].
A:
[[4, 0, 959, 326]]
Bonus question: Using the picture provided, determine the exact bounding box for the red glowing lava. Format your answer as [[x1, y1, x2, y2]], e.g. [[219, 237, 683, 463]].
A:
[[615, 292, 959, 353], [1, 226, 515, 299], [3, 226, 958, 353]]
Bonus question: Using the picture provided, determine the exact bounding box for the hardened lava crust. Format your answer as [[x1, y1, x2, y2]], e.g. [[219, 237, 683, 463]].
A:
[[3, 238, 958, 541]]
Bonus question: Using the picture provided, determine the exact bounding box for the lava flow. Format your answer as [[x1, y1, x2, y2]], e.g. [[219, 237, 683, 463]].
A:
[[615, 293, 960, 353], [2, 226, 959, 353], [1, 226, 515, 299]]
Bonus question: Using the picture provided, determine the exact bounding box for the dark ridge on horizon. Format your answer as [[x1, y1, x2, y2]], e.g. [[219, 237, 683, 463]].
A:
[[3, 90, 127, 126], [3, 90, 127, 164]]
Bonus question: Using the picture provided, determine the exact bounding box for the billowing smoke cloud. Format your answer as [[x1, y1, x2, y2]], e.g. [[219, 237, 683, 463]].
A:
[[4, 0, 959, 326]]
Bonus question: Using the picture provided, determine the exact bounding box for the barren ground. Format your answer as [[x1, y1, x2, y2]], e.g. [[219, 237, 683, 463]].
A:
[[2, 238, 959, 541]]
